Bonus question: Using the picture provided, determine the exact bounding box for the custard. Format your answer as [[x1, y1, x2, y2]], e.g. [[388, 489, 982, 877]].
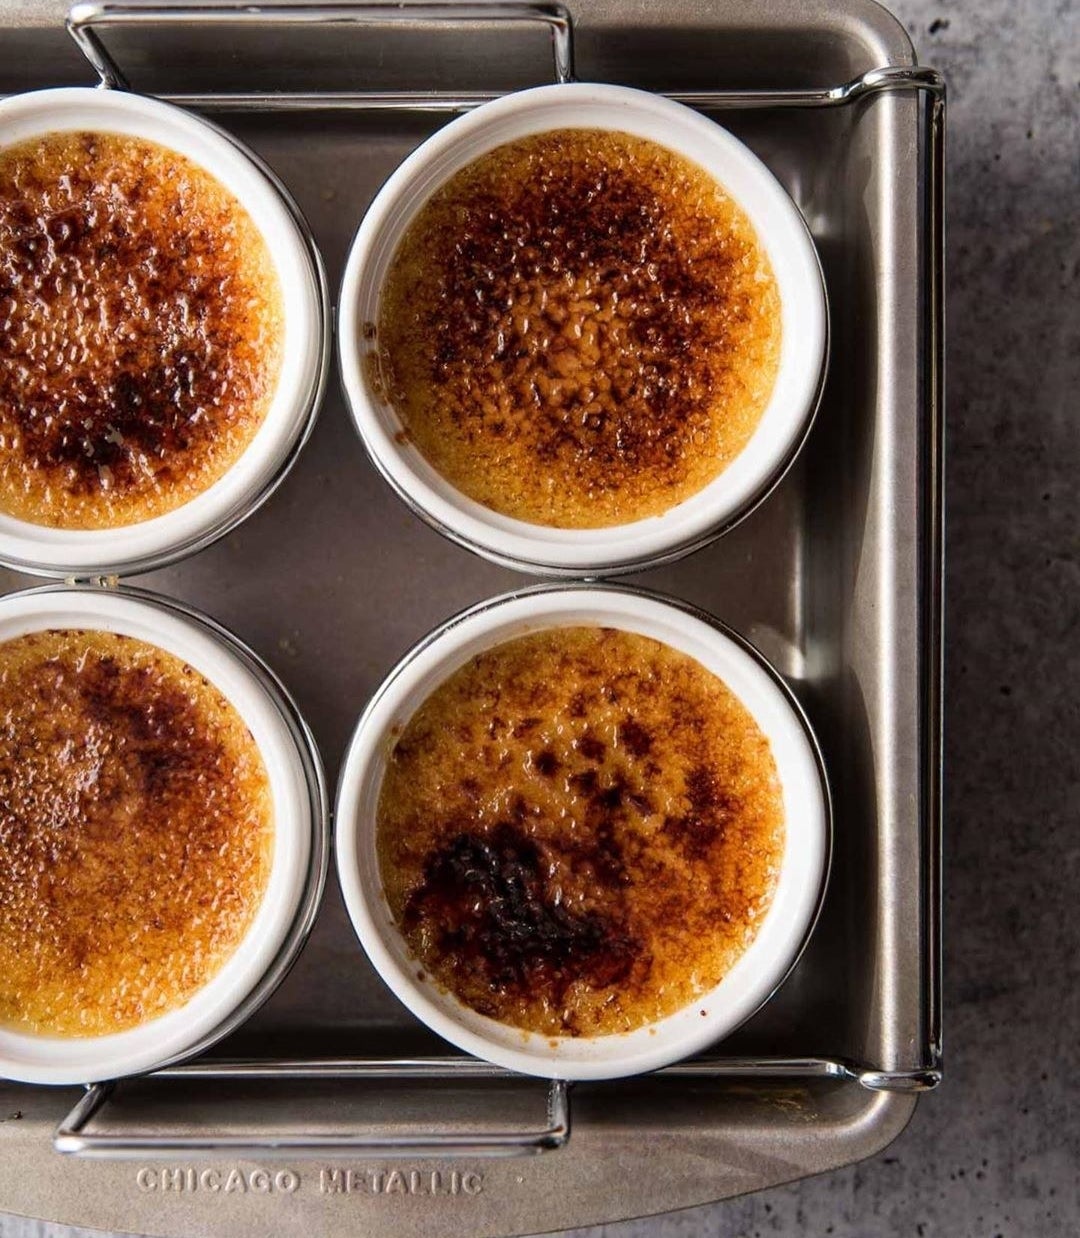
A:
[[0, 629, 273, 1036], [0, 131, 284, 529], [377, 627, 784, 1037], [374, 128, 781, 528]]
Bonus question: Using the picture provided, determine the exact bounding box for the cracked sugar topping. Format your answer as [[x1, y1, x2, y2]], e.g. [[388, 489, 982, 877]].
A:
[[377, 626, 784, 1037], [373, 128, 781, 528], [0, 629, 273, 1036], [0, 131, 283, 529]]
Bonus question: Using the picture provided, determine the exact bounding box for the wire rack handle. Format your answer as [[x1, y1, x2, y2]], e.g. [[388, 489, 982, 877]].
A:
[[66, 0, 576, 93], [55, 1062, 571, 1159]]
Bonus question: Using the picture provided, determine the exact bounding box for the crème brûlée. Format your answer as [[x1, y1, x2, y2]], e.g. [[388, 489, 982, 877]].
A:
[[0, 130, 283, 529], [377, 626, 784, 1038], [372, 128, 781, 529], [0, 629, 273, 1037]]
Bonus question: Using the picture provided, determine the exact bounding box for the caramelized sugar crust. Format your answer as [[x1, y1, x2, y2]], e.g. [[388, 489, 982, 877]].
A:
[[0, 629, 273, 1036], [375, 129, 781, 528], [0, 131, 284, 529], [378, 627, 784, 1037]]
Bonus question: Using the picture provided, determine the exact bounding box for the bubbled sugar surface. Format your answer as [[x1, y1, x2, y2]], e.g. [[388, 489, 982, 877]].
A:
[[378, 627, 784, 1038], [0, 629, 273, 1036], [0, 131, 284, 529], [374, 129, 782, 528]]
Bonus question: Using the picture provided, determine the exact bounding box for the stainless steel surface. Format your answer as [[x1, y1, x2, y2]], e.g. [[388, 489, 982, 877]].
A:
[[0, 0, 943, 1232]]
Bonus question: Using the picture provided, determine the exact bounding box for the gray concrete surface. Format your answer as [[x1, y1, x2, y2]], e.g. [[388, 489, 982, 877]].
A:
[[2, 0, 1078, 1234]]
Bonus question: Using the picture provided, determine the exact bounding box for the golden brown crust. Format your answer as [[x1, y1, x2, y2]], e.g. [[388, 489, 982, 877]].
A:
[[378, 627, 784, 1037], [0, 630, 273, 1036], [0, 131, 284, 529], [375, 129, 781, 528]]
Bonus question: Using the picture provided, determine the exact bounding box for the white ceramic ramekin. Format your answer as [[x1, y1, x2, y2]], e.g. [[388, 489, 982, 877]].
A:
[[0, 88, 329, 577], [339, 83, 827, 575], [0, 585, 328, 1085], [335, 585, 830, 1080]]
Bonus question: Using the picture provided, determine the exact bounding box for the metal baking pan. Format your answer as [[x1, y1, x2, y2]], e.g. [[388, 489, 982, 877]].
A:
[[0, 0, 944, 1233]]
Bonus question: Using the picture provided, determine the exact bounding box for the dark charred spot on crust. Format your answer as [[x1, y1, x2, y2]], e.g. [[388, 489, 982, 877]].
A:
[[619, 717, 653, 757], [661, 765, 739, 860], [577, 734, 606, 762], [661, 812, 717, 859], [566, 814, 629, 890], [533, 748, 560, 777], [594, 780, 624, 812], [403, 822, 643, 1005], [512, 716, 542, 738], [569, 768, 598, 797], [688, 762, 738, 822], [686, 765, 724, 815], [76, 653, 225, 800]]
